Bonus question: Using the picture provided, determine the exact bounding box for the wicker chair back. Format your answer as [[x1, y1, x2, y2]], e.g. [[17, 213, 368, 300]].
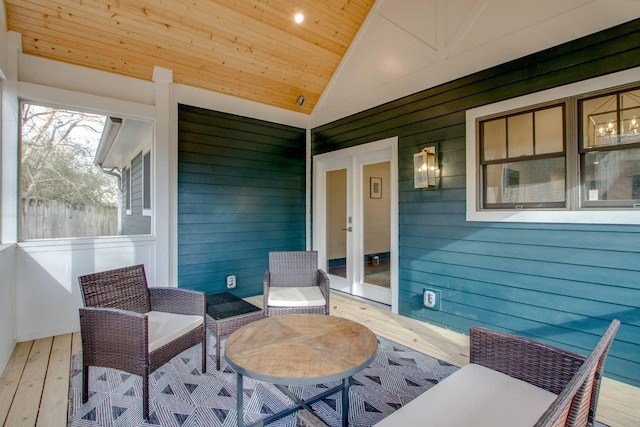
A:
[[79, 264, 151, 313], [269, 251, 318, 288]]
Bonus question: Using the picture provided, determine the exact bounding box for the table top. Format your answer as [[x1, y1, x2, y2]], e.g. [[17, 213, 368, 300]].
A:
[[206, 292, 261, 320], [225, 314, 378, 385]]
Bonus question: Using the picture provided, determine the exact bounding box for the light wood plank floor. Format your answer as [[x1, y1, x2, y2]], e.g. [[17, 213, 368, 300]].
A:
[[1, 292, 638, 426]]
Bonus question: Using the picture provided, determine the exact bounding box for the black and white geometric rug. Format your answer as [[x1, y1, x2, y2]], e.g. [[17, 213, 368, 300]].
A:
[[68, 334, 458, 427]]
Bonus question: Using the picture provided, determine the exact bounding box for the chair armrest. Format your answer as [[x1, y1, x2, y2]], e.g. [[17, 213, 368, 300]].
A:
[[263, 271, 271, 287], [470, 327, 585, 395], [317, 269, 330, 305], [533, 319, 619, 427], [79, 307, 148, 371], [263, 271, 271, 308], [149, 287, 205, 316]]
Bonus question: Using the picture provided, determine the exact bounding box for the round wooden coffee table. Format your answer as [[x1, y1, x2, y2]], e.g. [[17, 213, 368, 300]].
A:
[[225, 314, 378, 427]]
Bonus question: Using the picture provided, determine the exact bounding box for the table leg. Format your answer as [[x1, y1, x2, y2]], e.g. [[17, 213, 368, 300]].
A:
[[236, 372, 244, 427], [342, 376, 351, 427], [216, 329, 221, 370]]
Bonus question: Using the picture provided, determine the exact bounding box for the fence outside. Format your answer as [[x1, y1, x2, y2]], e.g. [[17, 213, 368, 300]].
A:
[[21, 198, 118, 240]]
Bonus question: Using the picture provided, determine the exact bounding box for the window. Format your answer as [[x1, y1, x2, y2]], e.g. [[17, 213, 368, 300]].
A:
[[19, 103, 117, 239], [19, 102, 153, 240], [124, 166, 132, 215], [142, 151, 152, 216], [466, 67, 640, 224], [480, 104, 566, 208], [579, 87, 640, 207]]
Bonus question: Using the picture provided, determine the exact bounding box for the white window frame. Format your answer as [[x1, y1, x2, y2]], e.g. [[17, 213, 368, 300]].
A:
[[142, 150, 152, 216], [466, 66, 640, 225], [125, 164, 132, 216]]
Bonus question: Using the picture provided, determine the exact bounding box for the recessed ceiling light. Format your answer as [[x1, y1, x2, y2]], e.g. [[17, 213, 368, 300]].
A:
[[294, 13, 304, 24]]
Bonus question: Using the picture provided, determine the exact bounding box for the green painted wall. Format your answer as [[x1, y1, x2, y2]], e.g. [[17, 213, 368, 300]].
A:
[[177, 104, 306, 297], [312, 19, 640, 386]]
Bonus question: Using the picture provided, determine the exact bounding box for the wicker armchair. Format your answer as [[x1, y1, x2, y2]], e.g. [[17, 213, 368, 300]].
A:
[[78, 264, 206, 420], [263, 251, 330, 317], [375, 319, 619, 427], [471, 319, 620, 426]]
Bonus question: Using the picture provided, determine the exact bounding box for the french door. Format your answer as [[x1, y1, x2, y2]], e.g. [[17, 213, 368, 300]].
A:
[[313, 137, 398, 310]]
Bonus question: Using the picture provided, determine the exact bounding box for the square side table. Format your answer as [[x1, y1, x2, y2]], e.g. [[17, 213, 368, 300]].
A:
[[205, 292, 263, 370]]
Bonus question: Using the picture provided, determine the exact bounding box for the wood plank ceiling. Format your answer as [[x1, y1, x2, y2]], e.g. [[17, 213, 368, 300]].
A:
[[4, 0, 375, 114]]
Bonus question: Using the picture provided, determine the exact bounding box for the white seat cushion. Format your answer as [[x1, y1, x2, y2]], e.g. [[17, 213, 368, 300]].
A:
[[147, 311, 203, 352], [267, 286, 326, 307], [374, 363, 557, 427]]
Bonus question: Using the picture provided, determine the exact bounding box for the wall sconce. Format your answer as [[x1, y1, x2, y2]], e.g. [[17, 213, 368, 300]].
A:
[[414, 146, 438, 188]]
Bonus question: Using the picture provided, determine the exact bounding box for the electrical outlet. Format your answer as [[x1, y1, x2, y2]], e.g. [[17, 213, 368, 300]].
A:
[[226, 275, 236, 289], [423, 288, 441, 310], [424, 291, 436, 307]]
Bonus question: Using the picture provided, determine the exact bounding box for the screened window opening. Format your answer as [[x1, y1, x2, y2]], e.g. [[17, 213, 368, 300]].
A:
[[19, 102, 153, 240]]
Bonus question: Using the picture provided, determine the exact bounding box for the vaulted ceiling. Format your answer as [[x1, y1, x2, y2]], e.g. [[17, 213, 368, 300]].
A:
[[4, 1, 640, 125], [4, 0, 375, 115]]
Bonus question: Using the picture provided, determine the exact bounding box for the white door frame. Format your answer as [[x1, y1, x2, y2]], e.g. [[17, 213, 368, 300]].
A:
[[313, 136, 399, 313]]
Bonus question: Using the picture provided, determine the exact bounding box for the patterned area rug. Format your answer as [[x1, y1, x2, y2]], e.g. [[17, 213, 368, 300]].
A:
[[68, 334, 458, 427]]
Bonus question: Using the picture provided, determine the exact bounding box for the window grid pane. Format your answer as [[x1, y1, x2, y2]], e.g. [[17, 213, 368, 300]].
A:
[[125, 167, 131, 212], [484, 158, 565, 207], [507, 113, 534, 157], [143, 152, 151, 211], [535, 106, 564, 154], [621, 88, 640, 145], [582, 148, 640, 206], [482, 118, 506, 161]]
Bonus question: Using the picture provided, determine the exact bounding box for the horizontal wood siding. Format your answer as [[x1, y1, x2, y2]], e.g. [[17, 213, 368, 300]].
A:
[[312, 19, 640, 386], [178, 104, 306, 297]]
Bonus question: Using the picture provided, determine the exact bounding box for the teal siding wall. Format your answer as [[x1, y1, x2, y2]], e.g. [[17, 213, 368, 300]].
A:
[[312, 20, 640, 386], [178, 104, 306, 297]]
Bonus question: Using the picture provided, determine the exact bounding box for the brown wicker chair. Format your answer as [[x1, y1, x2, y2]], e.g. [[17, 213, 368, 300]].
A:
[[78, 264, 206, 420], [263, 251, 330, 317], [470, 320, 620, 427], [375, 319, 619, 427]]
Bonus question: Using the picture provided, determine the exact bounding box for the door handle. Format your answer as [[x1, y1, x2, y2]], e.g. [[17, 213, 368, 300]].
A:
[[341, 227, 352, 232]]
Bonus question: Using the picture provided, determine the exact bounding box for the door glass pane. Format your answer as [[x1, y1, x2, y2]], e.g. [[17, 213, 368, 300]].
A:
[[326, 169, 347, 278], [362, 162, 390, 288]]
